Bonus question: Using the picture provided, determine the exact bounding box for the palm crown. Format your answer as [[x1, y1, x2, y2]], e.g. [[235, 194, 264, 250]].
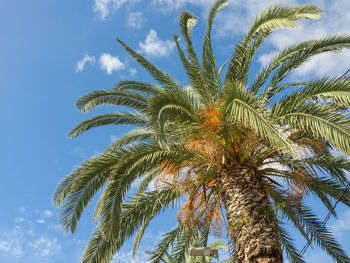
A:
[[54, 1, 350, 263]]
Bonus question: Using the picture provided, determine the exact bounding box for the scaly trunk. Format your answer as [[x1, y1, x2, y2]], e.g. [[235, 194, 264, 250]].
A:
[[217, 164, 283, 263]]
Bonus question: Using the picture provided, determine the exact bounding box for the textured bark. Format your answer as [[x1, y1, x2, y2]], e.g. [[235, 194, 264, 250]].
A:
[[217, 164, 283, 263]]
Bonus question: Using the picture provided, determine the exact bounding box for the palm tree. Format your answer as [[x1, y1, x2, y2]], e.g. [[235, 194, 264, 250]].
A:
[[54, 1, 350, 262]]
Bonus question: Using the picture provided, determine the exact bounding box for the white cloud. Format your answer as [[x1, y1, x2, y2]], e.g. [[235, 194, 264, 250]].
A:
[[0, 228, 23, 258], [29, 236, 61, 259], [48, 224, 62, 232], [257, 51, 277, 66], [99, 53, 125, 74], [292, 51, 350, 78], [129, 68, 137, 76], [151, 0, 213, 12], [27, 230, 35, 237], [14, 216, 34, 225], [14, 217, 26, 223], [139, 30, 175, 57], [41, 209, 53, 218], [75, 54, 96, 72], [36, 219, 46, 224], [128, 12, 146, 29], [94, 0, 212, 19], [331, 210, 350, 237], [94, 0, 128, 20]]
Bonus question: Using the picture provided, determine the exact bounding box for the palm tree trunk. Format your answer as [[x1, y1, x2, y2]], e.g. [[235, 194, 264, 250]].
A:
[[217, 164, 283, 263]]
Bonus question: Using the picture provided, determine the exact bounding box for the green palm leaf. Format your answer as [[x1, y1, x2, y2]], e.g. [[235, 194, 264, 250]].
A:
[[69, 112, 148, 138]]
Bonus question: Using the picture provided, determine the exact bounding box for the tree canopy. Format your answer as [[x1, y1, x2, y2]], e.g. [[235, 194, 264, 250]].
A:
[[54, 1, 350, 262]]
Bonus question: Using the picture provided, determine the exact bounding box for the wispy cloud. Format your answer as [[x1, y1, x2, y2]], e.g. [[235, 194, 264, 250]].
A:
[[110, 230, 164, 263], [257, 51, 277, 66], [14, 216, 34, 226], [28, 236, 61, 260], [94, 0, 128, 20], [129, 68, 137, 76], [41, 209, 53, 218], [331, 210, 350, 238], [75, 54, 96, 72], [0, 206, 85, 263], [19, 205, 30, 215], [94, 0, 211, 19], [99, 53, 125, 74], [139, 30, 175, 57], [292, 51, 350, 78], [151, 0, 213, 12], [0, 227, 23, 258], [14, 217, 27, 223], [94, 0, 142, 20], [128, 12, 146, 29]]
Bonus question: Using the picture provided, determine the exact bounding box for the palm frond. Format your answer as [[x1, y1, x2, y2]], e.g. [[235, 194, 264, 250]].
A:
[[75, 89, 148, 113], [81, 229, 117, 263], [53, 172, 80, 207], [224, 94, 292, 151], [173, 34, 208, 102], [277, 221, 305, 263], [171, 227, 201, 263], [178, 11, 200, 68], [271, 189, 349, 263], [136, 169, 158, 194], [149, 89, 199, 137], [132, 217, 152, 258], [227, 4, 322, 84], [277, 77, 350, 108], [148, 226, 184, 263], [120, 188, 180, 248], [116, 80, 164, 94], [201, 0, 228, 98], [247, 4, 322, 41], [275, 102, 350, 154], [69, 112, 148, 138], [254, 35, 350, 94], [105, 128, 155, 152], [281, 153, 350, 184], [58, 152, 119, 234], [116, 38, 181, 88]]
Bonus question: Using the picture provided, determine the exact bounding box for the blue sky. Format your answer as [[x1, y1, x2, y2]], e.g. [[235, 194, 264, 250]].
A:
[[1, 0, 350, 262]]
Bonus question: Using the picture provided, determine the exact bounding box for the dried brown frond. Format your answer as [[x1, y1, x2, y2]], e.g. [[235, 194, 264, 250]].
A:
[[257, 148, 280, 164], [177, 194, 205, 228], [154, 163, 193, 189], [289, 130, 328, 155], [269, 169, 313, 208], [185, 139, 223, 164], [288, 169, 313, 198]]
